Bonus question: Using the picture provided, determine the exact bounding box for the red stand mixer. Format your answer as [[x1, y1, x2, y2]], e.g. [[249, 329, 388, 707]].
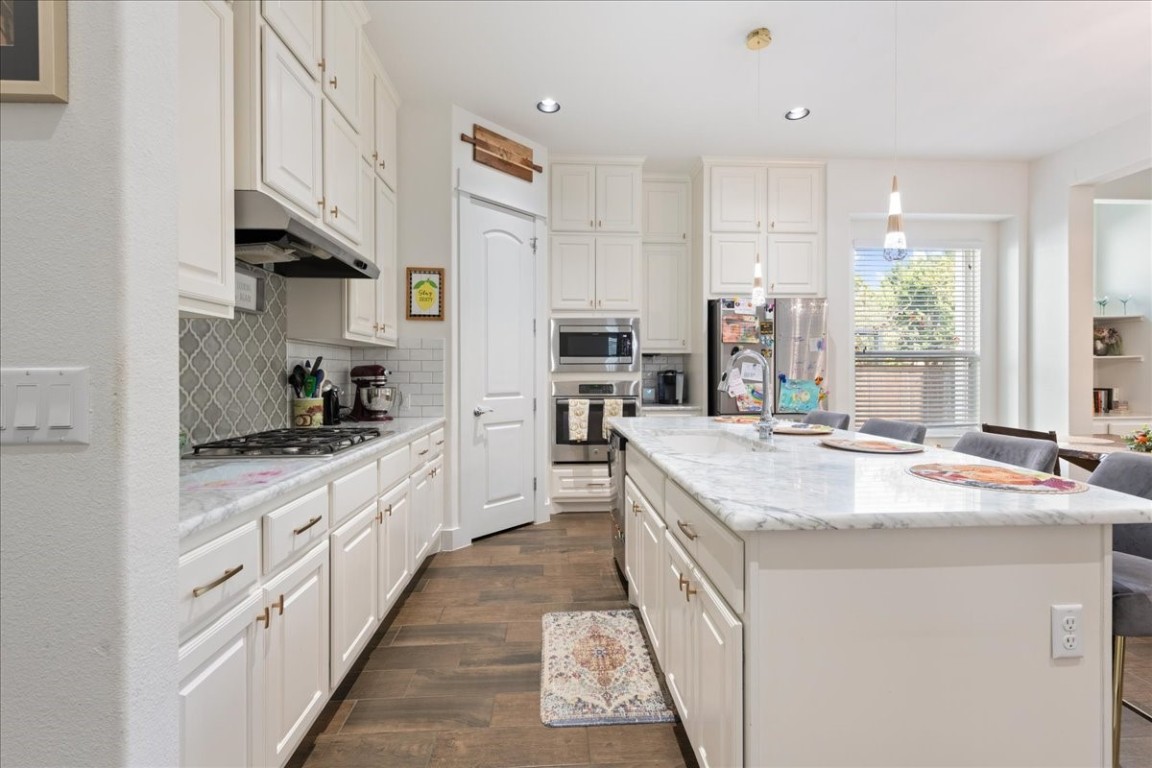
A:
[[349, 365, 402, 421]]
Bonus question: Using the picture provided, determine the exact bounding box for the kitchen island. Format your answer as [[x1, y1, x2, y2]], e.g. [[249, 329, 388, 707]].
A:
[[609, 416, 1152, 768]]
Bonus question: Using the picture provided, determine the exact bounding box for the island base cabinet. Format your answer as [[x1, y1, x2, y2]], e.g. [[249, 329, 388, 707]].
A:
[[661, 533, 695, 726], [638, 493, 666, 664], [264, 540, 330, 767], [330, 505, 379, 688], [624, 479, 643, 604], [179, 591, 265, 768]]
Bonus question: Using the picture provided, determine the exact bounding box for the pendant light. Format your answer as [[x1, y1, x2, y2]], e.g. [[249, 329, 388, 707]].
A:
[[883, 2, 908, 262]]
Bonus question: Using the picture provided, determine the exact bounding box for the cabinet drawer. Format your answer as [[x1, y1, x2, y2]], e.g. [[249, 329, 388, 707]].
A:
[[551, 465, 614, 500], [626, 449, 664, 512], [665, 479, 744, 614], [179, 521, 260, 633], [378, 445, 409, 494], [409, 435, 431, 470], [264, 486, 329, 573], [332, 461, 377, 526], [429, 427, 445, 456]]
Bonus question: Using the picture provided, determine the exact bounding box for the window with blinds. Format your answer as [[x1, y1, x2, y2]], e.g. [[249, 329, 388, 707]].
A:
[[854, 247, 980, 430]]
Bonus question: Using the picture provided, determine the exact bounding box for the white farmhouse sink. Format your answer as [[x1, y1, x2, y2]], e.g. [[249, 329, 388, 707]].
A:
[[659, 431, 763, 454]]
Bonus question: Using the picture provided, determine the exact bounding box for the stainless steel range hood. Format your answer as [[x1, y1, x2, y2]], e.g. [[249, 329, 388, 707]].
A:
[[234, 190, 379, 279]]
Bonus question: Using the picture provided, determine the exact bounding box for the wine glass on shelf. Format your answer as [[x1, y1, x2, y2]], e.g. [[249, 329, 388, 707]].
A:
[[1096, 295, 1110, 317], [1120, 294, 1132, 316]]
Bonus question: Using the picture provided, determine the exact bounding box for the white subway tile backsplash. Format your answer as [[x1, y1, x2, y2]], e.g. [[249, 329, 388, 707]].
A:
[[400, 337, 421, 349], [410, 349, 434, 361], [353, 336, 445, 417], [411, 372, 432, 383]]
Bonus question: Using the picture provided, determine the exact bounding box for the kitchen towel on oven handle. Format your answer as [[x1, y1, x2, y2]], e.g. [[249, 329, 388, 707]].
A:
[[602, 398, 623, 440], [568, 398, 589, 442]]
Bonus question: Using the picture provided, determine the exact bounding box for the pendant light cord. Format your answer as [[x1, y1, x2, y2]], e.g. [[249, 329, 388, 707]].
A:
[[893, 0, 898, 170]]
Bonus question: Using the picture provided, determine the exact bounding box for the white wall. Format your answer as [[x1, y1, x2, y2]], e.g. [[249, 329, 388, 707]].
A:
[[1028, 112, 1152, 434], [0, 2, 179, 766], [825, 158, 1029, 425]]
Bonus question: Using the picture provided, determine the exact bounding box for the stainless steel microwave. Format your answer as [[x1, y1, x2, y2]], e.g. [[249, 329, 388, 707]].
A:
[[550, 318, 639, 373]]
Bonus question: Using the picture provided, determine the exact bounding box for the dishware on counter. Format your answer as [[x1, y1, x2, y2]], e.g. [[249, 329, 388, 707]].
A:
[[350, 364, 400, 421], [773, 422, 833, 435], [819, 437, 924, 454], [292, 397, 324, 428]]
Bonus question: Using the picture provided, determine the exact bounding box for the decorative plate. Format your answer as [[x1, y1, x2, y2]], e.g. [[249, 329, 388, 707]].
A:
[[820, 437, 924, 454], [907, 463, 1088, 494], [774, 422, 834, 435], [712, 415, 760, 424]]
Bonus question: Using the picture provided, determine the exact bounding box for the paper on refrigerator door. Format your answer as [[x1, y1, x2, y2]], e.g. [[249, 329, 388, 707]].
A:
[[740, 362, 763, 382]]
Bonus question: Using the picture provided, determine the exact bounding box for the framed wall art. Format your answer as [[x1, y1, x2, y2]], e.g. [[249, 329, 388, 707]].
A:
[[406, 267, 445, 321], [0, 0, 69, 103]]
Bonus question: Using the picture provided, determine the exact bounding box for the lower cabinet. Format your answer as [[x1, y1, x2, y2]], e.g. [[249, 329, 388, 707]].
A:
[[264, 540, 330, 766], [637, 491, 666, 663], [377, 479, 411, 614], [409, 464, 432, 565], [428, 454, 445, 554], [662, 533, 695, 724], [330, 505, 379, 687], [624, 479, 642, 594]]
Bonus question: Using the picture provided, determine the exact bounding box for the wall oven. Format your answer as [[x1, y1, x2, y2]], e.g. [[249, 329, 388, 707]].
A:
[[550, 317, 639, 373], [552, 381, 639, 463]]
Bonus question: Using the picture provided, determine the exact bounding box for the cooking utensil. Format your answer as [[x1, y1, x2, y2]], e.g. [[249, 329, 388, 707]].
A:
[[305, 375, 317, 398], [311, 356, 323, 374], [313, 368, 325, 389], [290, 365, 306, 397]]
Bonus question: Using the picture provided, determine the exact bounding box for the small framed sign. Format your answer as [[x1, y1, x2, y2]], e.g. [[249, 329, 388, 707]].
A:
[[234, 268, 266, 313], [0, 0, 69, 104], [406, 267, 444, 321]]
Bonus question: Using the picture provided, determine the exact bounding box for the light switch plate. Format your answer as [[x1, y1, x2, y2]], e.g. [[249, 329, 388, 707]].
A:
[[0, 367, 90, 446]]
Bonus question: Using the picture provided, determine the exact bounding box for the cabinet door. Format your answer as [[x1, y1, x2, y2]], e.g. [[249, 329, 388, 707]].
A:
[[693, 574, 743, 768], [638, 497, 667, 664], [357, 40, 375, 165], [330, 505, 378, 687], [596, 165, 642, 233], [642, 243, 689, 352], [623, 479, 642, 596], [378, 480, 411, 614], [550, 164, 596, 232], [375, 77, 398, 191], [710, 166, 766, 232], [710, 233, 763, 295], [766, 233, 820, 296], [767, 166, 821, 233], [261, 0, 321, 79], [344, 164, 376, 341], [320, 0, 360, 128], [179, 592, 264, 768], [264, 540, 329, 766], [643, 181, 689, 241], [322, 101, 364, 244], [262, 28, 323, 216], [409, 466, 432, 566], [429, 455, 445, 552], [177, 0, 234, 319], [551, 236, 597, 310], [595, 237, 641, 312], [375, 180, 398, 344], [662, 532, 695, 727]]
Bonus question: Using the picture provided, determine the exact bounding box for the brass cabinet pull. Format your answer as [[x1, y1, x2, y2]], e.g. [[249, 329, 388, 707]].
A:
[[318, 59, 326, 72], [678, 573, 689, 592], [597, 219, 602, 228], [293, 515, 323, 536], [330, 205, 339, 218], [375, 510, 383, 525], [631, 502, 642, 515], [757, 219, 761, 229], [384, 503, 393, 517], [372, 150, 379, 162], [589, 219, 594, 228], [273, 594, 285, 616], [256, 606, 270, 628], [418, 448, 429, 456], [676, 520, 699, 541], [192, 565, 244, 597], [329, 76, 338, 88], [379, 160, 386, 170], [317, 197, 325, 209], [588, 300, 594, 307], [682, 232, 686, 239], [685, 583, 698, 602], [436, 439, 444, 446]]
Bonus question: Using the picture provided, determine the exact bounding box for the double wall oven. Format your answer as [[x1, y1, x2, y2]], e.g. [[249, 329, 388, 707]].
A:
[[551, 381, 639, 463]]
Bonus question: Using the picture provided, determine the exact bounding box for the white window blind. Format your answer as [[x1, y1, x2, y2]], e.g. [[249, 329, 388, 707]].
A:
[[854, 248, 980, 430]]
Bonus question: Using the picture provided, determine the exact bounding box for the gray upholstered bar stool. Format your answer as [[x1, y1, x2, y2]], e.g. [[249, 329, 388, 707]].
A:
[[803, 410, 850, 430], [952, 431, 1059, 473], [1086, 452, 1152, 766], [857, 418, 927, 444]]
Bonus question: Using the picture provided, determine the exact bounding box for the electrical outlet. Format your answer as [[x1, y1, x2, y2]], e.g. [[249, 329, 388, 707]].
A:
[[1051, 604, 1083, 659]]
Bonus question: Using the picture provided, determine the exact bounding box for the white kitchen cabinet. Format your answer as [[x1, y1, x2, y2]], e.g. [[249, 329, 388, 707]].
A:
[[358, 42, 400, 191], [550, 235, 640, 312], [767, 166, 821, 233], [638, 491, 667, 664], [428, 454, 445, 555], [624, 479, 642, 593], [694, 574, 743, 768], [344, 163, 377, 342], [766, 233, 820, 296], [409, 464, 432, 566], [261, 0, 320, 79], [177, 0, 235, 319], [551, 162, 642, 234], [710, 166, 766, 233], [643, 180, 690, 241], [322, 101, 364, 244], [329, 505, 378, 688], [320, 0, 360, 128], [642, 243, 690, 351], [374, 179, 399, 344], [261, 26, 324, 217], [662, 532, 695, 725], [179, 591, 265, 768], [710, 233, 762, 295], [377, 479, 411, 614], [263, 540, 329, 767]]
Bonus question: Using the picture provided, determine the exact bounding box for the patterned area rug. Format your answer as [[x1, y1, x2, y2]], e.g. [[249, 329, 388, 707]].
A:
[[540, 610, 676, 727]]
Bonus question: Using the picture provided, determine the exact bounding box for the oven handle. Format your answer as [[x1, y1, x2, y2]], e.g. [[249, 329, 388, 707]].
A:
[[554, 398, 639, 406]]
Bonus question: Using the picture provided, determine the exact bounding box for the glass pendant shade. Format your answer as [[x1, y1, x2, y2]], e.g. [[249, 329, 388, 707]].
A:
[[883, 175, 908, 261], [751, 262, 766, 306]]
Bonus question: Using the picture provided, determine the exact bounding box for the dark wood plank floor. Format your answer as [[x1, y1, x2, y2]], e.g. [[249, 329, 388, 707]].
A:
[[292, 511, 695, 768], [288, 510, 1152, 768]]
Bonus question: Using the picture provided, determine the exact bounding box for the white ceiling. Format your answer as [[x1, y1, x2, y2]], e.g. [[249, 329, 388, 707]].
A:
[[363, 1, 1152, 171]]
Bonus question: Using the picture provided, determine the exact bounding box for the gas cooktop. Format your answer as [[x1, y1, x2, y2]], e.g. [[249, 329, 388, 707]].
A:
[[185, 427, 391, 458]]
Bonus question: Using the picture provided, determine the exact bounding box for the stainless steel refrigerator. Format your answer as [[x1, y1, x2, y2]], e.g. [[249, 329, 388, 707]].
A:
[[707, 297, 829, 416]]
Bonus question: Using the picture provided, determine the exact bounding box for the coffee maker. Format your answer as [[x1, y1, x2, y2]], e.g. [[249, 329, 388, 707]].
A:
[[349, 365, 402, 421], [658, 370, 685, 404]]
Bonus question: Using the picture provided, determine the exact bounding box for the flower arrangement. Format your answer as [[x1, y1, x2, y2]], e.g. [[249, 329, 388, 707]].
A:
[[1124, 425, 1151, 453], [1093, 327, 1123, 356]]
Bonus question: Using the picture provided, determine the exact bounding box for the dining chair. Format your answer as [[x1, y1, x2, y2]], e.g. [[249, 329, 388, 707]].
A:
[[803, 410, 850, 430], [1087, 453, 1152, 766], [981, 423, 1060, 475], [857, 418, 926, 444], [952, 431, 1059, 473]]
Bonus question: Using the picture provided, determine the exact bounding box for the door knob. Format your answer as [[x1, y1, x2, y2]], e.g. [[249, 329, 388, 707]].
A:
[[473, 406, 494, 417]]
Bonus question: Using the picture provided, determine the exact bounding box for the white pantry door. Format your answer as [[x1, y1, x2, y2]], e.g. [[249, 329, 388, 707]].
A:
[[459, 195, 537, 540]]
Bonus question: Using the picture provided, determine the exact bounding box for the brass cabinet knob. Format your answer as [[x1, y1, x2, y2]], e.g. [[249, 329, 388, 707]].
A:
[[329, 76, 338, 88], [685, 583, 698, 602], [678, 573, 689, 592], [330, 205, 339, 218], [589, 219, 594, 227], [384, 503, 393, 517], [318, 59, 326, 72], [632, 502, 642, 515], [372, 150, 379, 162], [256, 606, 270, 628], [273, 594, 285, 616], [379, 160, 386, 170]]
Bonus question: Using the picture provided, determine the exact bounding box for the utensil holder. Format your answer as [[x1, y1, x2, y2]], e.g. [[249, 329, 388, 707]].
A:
[[292, 398, 324, 428]]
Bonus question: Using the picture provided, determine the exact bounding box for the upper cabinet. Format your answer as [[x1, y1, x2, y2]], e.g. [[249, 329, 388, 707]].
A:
[[261, 0, 321, 78], [643, 180, 690, 241], [551, 160, 643, 234], [320, 0, 362, 129], [710, 166, 765, 233], [260, 27, 323, 215], [178, 0, 235, 319], [359, 41, 399, 191], [322, 101, 364, 244], [766, 167, 821, 233]]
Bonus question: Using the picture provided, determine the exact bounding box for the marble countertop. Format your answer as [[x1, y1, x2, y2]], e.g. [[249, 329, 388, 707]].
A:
[[609, 416, 1152, 533], [640, 404, 703, 411], [180, 417, 444, 550]]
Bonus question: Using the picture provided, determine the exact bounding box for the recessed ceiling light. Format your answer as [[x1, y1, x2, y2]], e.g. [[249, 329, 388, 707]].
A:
[[785, 107, 810, 121], [537, 98, 560, 114]]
